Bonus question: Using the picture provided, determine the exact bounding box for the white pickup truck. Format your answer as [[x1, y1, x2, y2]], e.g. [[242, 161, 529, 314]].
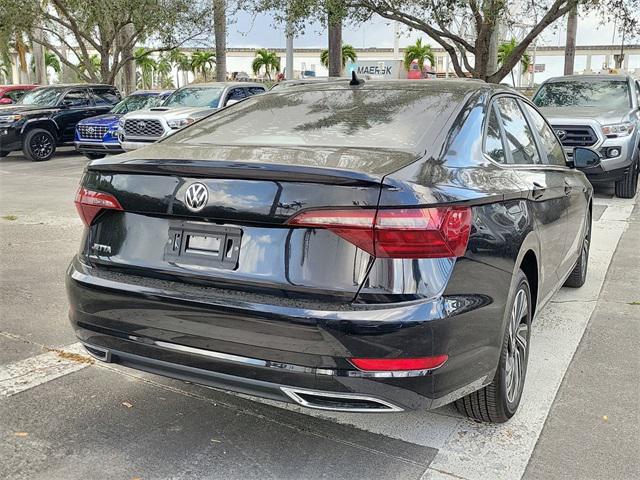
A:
[[118, 82, 266, 151]]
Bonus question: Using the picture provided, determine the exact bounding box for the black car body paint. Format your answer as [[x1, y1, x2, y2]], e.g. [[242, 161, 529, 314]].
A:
[[66, 81, 592, 413]]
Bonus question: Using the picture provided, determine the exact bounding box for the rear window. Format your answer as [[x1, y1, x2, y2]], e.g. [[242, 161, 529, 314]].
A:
[[533, 80, 630, 109], [169, 88, 460, 151]]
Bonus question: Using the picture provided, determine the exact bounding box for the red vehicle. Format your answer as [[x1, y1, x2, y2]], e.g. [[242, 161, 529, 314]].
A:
[[0, 85, 38, 105]]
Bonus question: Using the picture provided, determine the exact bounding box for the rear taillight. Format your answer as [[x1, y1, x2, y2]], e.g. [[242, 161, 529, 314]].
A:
[[74, 187, 123, 226], [350, 355, 448, 371], [286, 207, 472, 258]]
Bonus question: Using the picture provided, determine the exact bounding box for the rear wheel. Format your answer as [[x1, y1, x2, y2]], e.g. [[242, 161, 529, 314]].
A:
[[23, 128, 56, 162], [83, 153, 106, 160], [455, 270, 532, 423], [614, 157, 638, 199], [564, 209, 591, 288]]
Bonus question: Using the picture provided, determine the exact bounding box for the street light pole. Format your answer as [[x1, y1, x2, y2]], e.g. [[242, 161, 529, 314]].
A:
[[286, 22, 294, 80]]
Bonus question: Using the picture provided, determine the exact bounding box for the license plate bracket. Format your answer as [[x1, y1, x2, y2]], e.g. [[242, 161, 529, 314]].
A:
[[164, 221, 241, 269]]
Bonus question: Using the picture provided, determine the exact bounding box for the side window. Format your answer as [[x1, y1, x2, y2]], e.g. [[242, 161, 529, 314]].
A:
[[522, 103, 566, 166], [91, 87, 121, 106], [247, 87, 266, 95], [5, 90, 23, 102], [225, 88, 247, 105], [496, 97, 541, 165], [636, 81, 640, 105], [61, 89, 91, 107], [484, 105, 506, 164]]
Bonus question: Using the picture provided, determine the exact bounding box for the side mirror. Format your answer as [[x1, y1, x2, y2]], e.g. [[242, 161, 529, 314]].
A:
[[572, 147, 601, 169], [0, 97, 13, 105]]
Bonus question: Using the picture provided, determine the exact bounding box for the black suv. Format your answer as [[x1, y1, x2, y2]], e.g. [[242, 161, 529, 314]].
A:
[[0, 84, 121, 161]]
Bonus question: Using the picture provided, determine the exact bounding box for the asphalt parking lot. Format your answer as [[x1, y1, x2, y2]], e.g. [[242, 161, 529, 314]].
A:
[[1, 149, 638, 480]]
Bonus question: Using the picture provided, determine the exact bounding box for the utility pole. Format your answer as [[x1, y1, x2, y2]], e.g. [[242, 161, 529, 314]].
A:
[[213, 0, 227, 81], [393, 21, 400, 61], [564, 5, 578, 75], [327, 11, 342, 77], [286, 21, 294, 80]]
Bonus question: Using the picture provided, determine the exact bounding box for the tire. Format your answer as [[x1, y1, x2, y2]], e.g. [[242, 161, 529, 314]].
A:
[[455, 270, 532, 423], [84, 153, 106, 160], [0, 151, 9, 157], [22, 128, 56, 162], [614, 157, 638, 199], [564, 209, 591, 288]]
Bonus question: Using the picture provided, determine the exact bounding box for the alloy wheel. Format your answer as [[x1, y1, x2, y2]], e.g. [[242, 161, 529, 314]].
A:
[[30, 133, 53, 159], [504, 287, 529, 404]]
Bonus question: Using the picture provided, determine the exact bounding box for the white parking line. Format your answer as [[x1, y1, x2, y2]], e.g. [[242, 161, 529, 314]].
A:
[[245, 195, 637, 480], [0, 342, 91, 397]]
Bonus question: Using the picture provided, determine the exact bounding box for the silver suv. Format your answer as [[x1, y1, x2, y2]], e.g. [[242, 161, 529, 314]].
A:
[[533, 74, 640, 198], [118, 82, 266, 151]]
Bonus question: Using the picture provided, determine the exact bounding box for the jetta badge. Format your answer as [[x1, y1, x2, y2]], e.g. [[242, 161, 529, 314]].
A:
[[555, 129, 567, 140], [185, 183, 209, 212]]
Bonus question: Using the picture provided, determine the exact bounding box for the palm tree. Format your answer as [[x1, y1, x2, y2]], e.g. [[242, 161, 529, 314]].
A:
[[498, 38, 532, 86], [320, 44, 357, 71], [168, 49, 189, 87], [155, 55, 174, 88], [44, 51, 61, 77], [403, 39, 436, 72], [30, 51, 61, 81], [190, 51, 216, 82], [77, 54, 101, 80], [135, 48, 156, 89], [0, 61, 9, 84], [251, 49, 280, 80]]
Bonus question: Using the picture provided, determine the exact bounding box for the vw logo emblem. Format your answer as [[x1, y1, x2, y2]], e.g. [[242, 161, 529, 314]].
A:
[[185, 183, 209, 212], [87, 126, 95, 134], [136, 121, 146, 130], [555, 129, 567, 140]]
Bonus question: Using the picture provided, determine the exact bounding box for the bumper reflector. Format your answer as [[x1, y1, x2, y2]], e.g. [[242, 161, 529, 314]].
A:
[[349, 355, 448, 372]]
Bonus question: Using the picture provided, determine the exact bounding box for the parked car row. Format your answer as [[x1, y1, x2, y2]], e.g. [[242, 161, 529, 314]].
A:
[[68, 76, 604, 425], [0, 82, 267, 161]]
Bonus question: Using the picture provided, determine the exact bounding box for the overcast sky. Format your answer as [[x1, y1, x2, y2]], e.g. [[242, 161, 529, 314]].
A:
[[227, 11, 633, 49]]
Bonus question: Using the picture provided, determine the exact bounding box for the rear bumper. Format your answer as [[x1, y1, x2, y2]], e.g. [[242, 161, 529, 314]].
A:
[[66, 257, 499, 412]]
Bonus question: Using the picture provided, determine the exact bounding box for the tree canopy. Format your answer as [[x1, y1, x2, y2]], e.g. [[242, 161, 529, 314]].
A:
[[0, 0, 210, 85]]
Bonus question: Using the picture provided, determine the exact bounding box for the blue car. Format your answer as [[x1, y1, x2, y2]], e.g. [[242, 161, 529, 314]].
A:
[[74, 90, 172, 159]]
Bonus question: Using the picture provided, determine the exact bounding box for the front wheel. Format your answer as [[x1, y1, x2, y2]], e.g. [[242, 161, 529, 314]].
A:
[[455, 270, 532, 423], [614, 158, 638, 199], [23, 128, 56, 162]]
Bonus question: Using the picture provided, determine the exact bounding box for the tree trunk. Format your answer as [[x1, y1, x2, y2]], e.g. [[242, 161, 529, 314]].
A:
[[213, 0, 226, 81], [31, 27, 47, 85], [119, 24, 136, 95], [327, 11, 342, 77], [564, 6, 578, 75]]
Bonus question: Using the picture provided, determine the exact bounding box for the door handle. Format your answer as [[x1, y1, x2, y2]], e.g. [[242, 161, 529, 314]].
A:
[[532, 181, 545, 200], [564, 180, 572, 196]]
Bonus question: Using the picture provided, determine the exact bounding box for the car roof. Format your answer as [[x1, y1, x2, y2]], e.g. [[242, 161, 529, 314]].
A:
[[544, 74, 631, 83], [178, 82, 266, 89], [34, 83, 118, 89], [0, 84, 38, 89], [268, 78, 513, 96]]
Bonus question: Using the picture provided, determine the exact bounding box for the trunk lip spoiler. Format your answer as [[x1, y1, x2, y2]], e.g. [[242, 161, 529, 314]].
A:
[[86, 159, 397, 187]]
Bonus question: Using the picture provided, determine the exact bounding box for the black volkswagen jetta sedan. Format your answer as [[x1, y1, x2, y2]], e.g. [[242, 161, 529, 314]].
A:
[[67, 80, 593, 423]]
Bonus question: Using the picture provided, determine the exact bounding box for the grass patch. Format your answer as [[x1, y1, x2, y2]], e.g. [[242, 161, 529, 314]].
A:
[[1, 214, 18, 221], [628, 301, 640, 306]]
